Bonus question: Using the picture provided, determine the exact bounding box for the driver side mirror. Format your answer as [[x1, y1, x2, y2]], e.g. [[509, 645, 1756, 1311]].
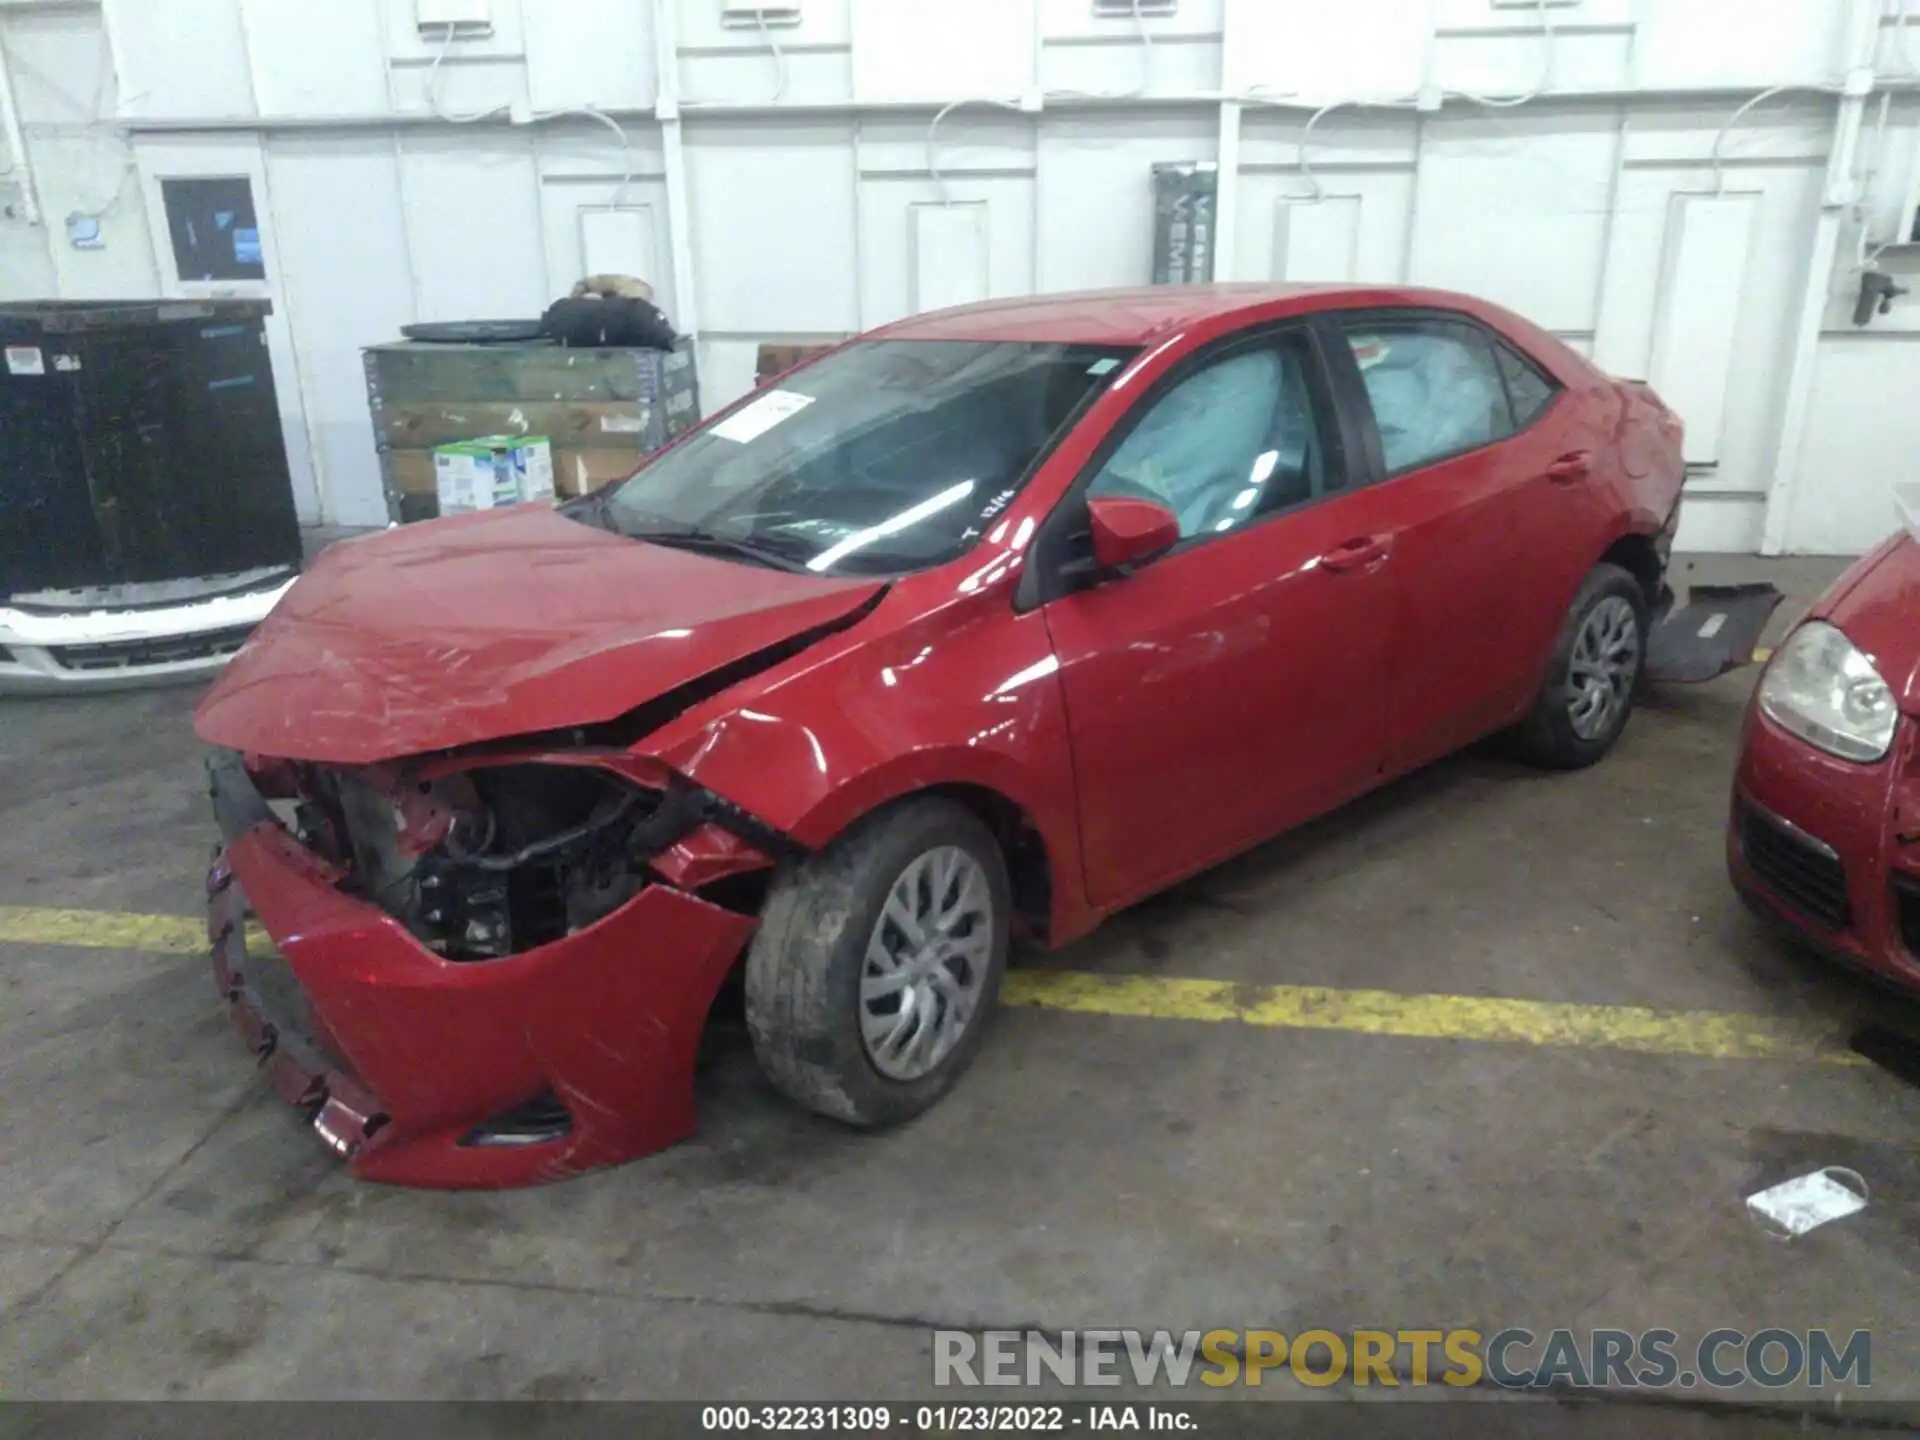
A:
[[1087, 496, 1180, 574], [1090, 495, 1175, 576]]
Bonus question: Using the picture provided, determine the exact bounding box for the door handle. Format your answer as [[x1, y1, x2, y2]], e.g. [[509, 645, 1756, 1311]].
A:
[[1546, 450, 1593, 484], [1319, 535, 1391, 572]]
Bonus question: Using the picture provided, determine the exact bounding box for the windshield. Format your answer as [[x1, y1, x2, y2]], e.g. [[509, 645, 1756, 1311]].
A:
[[595, 339, 1134, 575]]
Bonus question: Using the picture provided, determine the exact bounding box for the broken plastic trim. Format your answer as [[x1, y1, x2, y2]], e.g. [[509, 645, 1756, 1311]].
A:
[[664, 780, 808, 865], [459, 1090, 573, 1148], [590, 774, 809, 867]]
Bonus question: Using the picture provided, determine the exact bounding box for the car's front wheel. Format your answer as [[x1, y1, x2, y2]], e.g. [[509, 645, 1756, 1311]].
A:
[[744, 797, 1010, 1127], [1509, 561, 1649, 769]]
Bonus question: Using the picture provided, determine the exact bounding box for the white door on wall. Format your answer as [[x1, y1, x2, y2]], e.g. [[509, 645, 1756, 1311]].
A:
[[132, 135, 322, 527], [269, 135, 417, 529]]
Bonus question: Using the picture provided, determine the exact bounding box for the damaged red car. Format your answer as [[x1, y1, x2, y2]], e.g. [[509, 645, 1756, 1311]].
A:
[[1730, 497, 1920, 990], [199, 282, 1689, 1187]]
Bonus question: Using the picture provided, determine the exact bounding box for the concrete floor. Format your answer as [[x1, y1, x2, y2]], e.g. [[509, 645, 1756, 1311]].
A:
[[6, 554, 1920, 1425]]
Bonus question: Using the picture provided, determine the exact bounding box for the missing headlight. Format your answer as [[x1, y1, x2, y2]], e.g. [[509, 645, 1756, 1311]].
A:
[[280, 755, 802, 960], [410, 765, 663, 959]]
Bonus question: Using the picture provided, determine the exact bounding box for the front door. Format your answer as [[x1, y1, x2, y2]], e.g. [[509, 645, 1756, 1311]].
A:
[[1040, 326, 1398, 909]]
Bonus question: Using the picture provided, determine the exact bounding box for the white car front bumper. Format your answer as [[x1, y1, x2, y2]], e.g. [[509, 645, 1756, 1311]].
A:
[[0, 572, 296, 695]]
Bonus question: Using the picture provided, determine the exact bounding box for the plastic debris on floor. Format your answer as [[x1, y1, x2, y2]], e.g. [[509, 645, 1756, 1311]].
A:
[[1746, 1167, 1869, 1240]]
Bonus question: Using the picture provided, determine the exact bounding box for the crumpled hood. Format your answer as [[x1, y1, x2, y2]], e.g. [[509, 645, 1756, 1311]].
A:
[[1819, 529, 1920, 714], [195, 505, 883, 764]]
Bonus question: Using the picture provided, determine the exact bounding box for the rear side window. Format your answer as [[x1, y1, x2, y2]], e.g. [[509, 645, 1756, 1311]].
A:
[[1343, 320, 1513, 475], [1494, 340, 1560, 429]]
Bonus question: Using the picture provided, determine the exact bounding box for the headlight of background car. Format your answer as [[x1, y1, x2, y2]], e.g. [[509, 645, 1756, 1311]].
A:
[[1758, 621, 1899, 763]]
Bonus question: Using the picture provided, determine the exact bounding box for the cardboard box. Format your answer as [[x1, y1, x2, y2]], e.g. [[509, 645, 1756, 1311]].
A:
[[552, 445, 643, 497], [755, 342, 838, 387], [432, 435, 554, 515], [512, 435, 555, 503], [389, 451, 437, 496]]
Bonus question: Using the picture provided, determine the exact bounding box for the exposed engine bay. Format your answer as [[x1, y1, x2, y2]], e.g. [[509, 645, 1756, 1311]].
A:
[[253, 755, 795, 961]]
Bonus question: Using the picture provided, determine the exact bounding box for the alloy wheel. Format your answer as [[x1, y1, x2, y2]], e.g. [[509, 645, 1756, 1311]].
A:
[[1567, 594, 1640, 740], [859, 845, 995, 1081]]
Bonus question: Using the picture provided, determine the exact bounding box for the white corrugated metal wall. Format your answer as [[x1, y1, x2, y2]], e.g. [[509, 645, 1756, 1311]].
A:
[[0, 0, 1914, 555]]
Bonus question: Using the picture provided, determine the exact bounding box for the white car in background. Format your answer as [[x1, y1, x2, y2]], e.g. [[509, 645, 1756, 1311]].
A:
[[0, 565, 295, 694]]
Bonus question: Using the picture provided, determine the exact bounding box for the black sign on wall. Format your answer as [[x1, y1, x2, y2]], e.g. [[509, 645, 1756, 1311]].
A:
[[1151, 162, 1218, 286]]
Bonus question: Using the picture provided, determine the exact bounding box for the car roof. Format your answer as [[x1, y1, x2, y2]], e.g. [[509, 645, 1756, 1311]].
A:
[[868, 283, 1520, 347]]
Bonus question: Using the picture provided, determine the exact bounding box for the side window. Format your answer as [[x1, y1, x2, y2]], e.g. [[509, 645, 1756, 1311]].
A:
[[1086, 334, 1333, 540], [1494, 339, 1560, 429], [1344, 321, 1514, 475]]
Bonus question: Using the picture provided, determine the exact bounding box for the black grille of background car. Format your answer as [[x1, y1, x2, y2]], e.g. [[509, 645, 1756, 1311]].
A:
[[1739, 802, 1851, 931], [48, 624, 254, 672], [1892, 873, 1920, 957]]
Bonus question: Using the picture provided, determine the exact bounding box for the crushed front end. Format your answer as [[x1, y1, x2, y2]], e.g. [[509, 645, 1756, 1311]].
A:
[[204, 747, 786, 1187]]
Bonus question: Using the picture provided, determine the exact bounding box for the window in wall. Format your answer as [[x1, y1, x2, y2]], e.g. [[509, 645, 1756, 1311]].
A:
[[1344, 320, 1513, 475], [162, 177, 265, 283], [1087, 334, 1333, 540], [1494, 340, 1560, 430]]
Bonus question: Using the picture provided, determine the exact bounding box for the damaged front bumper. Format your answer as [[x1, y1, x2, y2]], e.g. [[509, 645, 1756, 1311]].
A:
[[205, 751, 759, 1188]]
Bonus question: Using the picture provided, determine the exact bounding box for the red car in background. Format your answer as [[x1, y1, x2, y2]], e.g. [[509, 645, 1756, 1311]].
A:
[[197, 283, 1687, 1188], [1730, 503, 1920, 990]]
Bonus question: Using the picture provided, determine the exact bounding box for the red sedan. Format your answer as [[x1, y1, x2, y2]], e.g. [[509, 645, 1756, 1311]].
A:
[[1730, 511, 1920, 990], [197, 283, 1685, 1187]]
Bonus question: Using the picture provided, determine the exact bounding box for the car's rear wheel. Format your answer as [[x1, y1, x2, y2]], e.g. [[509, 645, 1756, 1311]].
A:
[[744, 797, 1010, 1127], [1509, 562, 1648, 769]]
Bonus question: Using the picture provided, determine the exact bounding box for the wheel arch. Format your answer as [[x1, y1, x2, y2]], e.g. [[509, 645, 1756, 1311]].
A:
[[1598, 530, 1663, 609], [795, 774, 1066, 945], [909, 781, 1054, 942]]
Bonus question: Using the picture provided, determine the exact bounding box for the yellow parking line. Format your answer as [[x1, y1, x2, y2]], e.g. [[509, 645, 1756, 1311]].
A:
[[1001, 971, 1859, 1065], [0, 902, 1859, 1066], [1753, 646, 1772, 663], [0, 904, 204, 955]]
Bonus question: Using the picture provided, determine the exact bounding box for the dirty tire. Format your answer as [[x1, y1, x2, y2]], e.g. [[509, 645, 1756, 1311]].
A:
[[1508, 562, 1649, 770], [745, 797, 1011, 1127]]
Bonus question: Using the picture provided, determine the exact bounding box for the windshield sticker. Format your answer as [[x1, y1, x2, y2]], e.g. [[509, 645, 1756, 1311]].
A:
[[710, 388, 815, 444], [1087, 357, 1120, 375]]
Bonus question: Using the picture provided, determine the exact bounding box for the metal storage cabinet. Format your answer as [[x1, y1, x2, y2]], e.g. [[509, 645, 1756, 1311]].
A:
[[363, 338, 700, 523], [0, 299, 302, 598]]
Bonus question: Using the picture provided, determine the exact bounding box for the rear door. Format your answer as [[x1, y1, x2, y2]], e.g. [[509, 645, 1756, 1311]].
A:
[[1322, 311, 1602, 774], [1036, 324, 1400, 908]]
